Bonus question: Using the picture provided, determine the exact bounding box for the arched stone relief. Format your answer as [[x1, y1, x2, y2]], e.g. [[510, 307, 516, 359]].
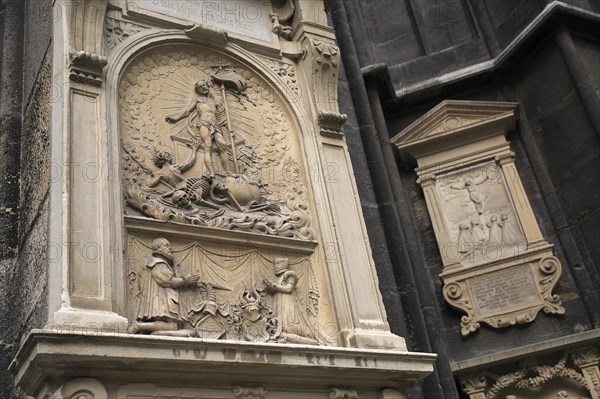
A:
[[119, 44, 315, 240], [117, 41, 339, 344]]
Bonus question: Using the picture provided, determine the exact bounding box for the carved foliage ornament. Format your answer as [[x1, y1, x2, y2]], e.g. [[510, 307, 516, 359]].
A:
[[120, 46, 315, 240], [459, 349, 600, 399]]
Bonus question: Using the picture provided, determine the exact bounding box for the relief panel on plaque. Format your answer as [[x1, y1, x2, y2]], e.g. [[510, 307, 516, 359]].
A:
[[436, 162, 526, 265], [392, 100, 565, 336]]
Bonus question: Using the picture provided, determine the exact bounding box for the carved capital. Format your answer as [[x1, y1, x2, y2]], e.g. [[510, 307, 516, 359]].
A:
[[495, 151, 516, 165], [318, 111, 347, 139], [329, 388, 360, 399], [68, 49, 107, 86], [459, 373, 487, 397], [416, 174, 436, 188], [303, 37, 340, 113], [573, 347, 600, 368]]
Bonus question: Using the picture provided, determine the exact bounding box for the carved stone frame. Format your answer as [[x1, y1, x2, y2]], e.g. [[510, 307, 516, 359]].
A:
[[392, 100, 564, 336]]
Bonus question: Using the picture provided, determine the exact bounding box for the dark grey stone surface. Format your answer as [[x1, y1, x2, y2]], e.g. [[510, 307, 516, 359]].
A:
[[333, 0, 600, 398], [0, 1, 52, 396]]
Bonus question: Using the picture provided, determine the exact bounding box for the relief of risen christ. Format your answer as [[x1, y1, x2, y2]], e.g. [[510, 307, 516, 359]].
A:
[[165, 81, 230, 175]]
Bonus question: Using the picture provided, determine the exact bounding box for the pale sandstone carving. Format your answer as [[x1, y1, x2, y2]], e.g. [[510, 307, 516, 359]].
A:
[[233, 386, 268, 398], [68, 49, 107, 86], [127, 237, 325, 344], [262, 257, 319, 345], [128, 238, 200, 336], [458, 349, 600, 398], [392, 100, 564, 336], [120, 47, 314, 240], [104, 17, 146, 52], [329, 388, 360, 399]]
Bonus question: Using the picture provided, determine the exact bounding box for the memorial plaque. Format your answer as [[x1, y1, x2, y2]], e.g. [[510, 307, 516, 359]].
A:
[[469, 265, 540, 317], [135, 0, 272, 42]]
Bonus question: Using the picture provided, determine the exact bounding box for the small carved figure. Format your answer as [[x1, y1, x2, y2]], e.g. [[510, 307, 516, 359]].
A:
[[166, 81, 230, 174], [450, 175, 489, 215], [500, 214, 521, 245], [470, 219, 487, 243], [146, 140, 201, 190], [263, 257, 319, 345], [129, 238, 200, 336], [487, 215, 503, 245], [457, 223, 471, 253]]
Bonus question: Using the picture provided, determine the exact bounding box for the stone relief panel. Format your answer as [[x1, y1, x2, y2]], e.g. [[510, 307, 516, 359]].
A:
[[119, 45, 315, 240], [436, 162, 526, 265], [126, 234, 336, 345], [392, 100, 565, 336]]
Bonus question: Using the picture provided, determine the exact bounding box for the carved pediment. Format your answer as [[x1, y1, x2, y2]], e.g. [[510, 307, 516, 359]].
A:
[[391, 100, 518, 158]]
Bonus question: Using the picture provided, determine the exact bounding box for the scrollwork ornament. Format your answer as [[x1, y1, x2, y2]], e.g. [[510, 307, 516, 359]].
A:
[[232, 386, 268, 398], [540, 256, 560, 274], [444, 282, 463, 300], [538, 256, 565, 315]]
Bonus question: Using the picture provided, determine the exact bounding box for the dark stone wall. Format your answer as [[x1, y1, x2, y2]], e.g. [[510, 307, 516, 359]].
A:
[[332, 1, 600, 398], [0, 0, 52, 397]]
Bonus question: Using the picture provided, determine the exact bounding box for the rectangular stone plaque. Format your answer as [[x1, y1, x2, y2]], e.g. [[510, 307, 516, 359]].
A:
[[135, 0, 272, 42], [469, 264, 540, 317]]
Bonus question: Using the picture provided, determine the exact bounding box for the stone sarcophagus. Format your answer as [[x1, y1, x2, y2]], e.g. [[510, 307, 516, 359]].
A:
[[10, 1, 435, 397], [392, 100, 565, 336]]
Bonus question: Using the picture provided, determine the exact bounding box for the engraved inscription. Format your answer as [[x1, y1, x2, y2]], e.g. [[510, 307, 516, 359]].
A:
[[135, 0, 272, 42], [469, 265, 541, 317]]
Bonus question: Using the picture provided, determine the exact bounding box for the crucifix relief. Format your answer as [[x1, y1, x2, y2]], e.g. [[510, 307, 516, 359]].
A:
[[392, 100, 564, 336]]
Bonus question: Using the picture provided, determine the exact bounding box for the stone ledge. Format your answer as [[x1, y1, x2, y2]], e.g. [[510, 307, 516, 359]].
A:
[[11, 330, 436, 395], [452, 329, 600, 373]]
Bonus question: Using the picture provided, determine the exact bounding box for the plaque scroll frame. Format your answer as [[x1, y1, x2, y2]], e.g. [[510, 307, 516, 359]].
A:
[[392, 100, 565, 336]]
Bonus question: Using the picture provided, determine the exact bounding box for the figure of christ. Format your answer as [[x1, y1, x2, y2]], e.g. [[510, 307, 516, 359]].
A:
[[165, 81, 230, 175], [450, 174, 489, 215], [129, 238, 201, 336], [263, 258, 319, 345]]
